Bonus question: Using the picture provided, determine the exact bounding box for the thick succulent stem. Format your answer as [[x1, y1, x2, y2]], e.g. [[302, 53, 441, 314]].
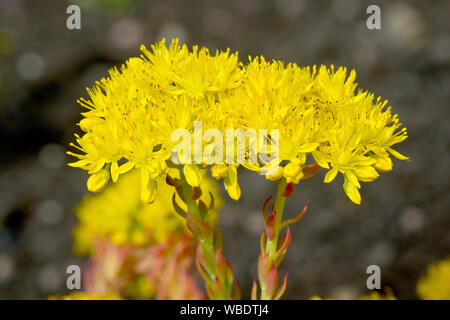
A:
[[266, 179, 288, 259], [173, 171, 239, 300], [255, 178, 309, 300]]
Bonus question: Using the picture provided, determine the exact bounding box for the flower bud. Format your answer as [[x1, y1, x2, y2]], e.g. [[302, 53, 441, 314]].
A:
[[141, 178, 157, 204], [283, 159, 304, 183], [87, 168, 110, 193], [211, 164, 228, 179], [184, 164, 202, 187]]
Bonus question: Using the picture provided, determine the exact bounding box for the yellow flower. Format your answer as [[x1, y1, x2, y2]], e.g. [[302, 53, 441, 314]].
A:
[[309, 295, 332, 300], [68, 39, 407, 204], [87, 167, 110, 193], [73, 169, 223, 255], [69, 38, 242, 199], [48, 292, 122, 300], [223, 165, 241, 200], [211, 164, 229, 179], [310, 288, 397, 300], [183, 164, 203, 187], [283, 158, 304, 184], [313, 69, 408, 203], [358, 289, 397, 300], [417, 257, 450, 300], [223, 58, 407, 204]]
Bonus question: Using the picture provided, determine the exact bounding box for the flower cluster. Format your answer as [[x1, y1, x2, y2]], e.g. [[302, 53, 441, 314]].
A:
[[69, 38, 407, 205], [68, 38, 242, 202], [222, 59, 408, 203], [69, 38, 407, 204]]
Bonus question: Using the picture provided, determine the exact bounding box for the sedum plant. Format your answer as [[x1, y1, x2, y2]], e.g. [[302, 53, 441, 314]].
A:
[[68, 38, 408, 300]]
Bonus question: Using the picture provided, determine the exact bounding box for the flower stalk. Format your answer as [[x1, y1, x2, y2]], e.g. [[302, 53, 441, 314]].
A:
[[254, 178, 309, 300], [169, 169, 240, 300]]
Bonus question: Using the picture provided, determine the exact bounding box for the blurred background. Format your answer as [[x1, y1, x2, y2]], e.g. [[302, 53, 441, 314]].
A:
[[0, 0, 448, 299]]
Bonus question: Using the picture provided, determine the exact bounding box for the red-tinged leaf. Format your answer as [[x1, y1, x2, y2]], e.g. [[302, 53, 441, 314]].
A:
[[192, 186, 202, 200], [251, 279, 258, 300], [171, 193, 186, 218], [273, 273, 288, 300], [282, 202, 310, 228], [166, 174, 177, 186], [186, 211, 198, 235], [213, 226, 223, 251], [206, 283, 215, 300], [276, 227, 292, 257], [175, 184, 185, 201], [265, 211, 276, 240], [197, 220, 211, 239], [303, 163, 320, 179], [196, 245, 208, 266], [198, 200, 208, 219], [262, 195, 273, 221], [260, 231, 267, 253], [208, 191, 215, 210], [233, 280, 242, 300], [195, 257, 212, 286], [215, 250, 226, 270], [258, 253, 270, 284], [213, 276, 224, 294], [187, 212, 211, 240], [282, 182, 294, 197], [225, 259, 234, 282], [267, 264, 279, 297]]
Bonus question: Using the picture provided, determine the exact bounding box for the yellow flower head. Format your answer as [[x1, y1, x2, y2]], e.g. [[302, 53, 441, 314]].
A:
[[230, 60, 408, 204], [68, 38, 242, 199], [68, 39, 408, 204], [417, 257, 450, 300]]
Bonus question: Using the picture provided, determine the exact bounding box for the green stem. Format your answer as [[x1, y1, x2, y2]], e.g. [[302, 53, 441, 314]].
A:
[[260, 178, 288, 300], [180, 178, 202, 220], [178, 174, 235, 300], [266, 179, 287, 258]]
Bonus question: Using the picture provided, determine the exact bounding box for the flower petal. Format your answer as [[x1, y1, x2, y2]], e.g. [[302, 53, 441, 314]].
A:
[[388, 148, 409, 160], [343, 179, 361, 205], [87, 169, 110, 193], [324, 168, 338, 183]]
